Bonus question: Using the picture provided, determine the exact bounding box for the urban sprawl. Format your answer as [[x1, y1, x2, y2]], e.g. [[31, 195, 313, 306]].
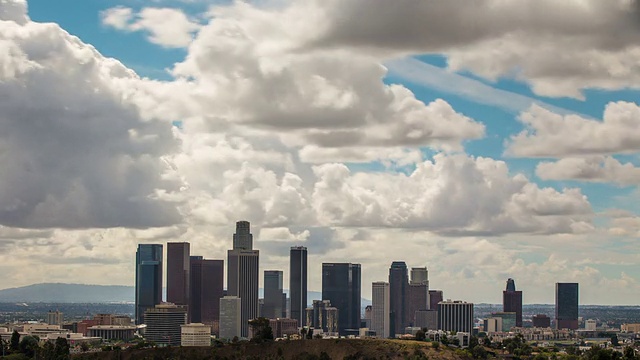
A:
[[1, 221, 639, 358]]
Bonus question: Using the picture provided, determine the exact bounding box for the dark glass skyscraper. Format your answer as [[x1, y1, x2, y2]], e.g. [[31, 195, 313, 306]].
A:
[[322, 263, 361, 335], [264, 270, 284, 319], [228, 221, 259, 337], [190, 256, 224, 326], [555, 283, 579, 330], [503, 278, 523, 327], [167, 242, 191, 320], [389, 261, 408, 336], [290, 246, 307, 326], [135, 244, 163, 325]]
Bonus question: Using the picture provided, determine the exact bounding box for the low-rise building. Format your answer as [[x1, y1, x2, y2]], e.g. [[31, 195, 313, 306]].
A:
[[621, 324, 640, 333], [181, 323, 211, 347], [269, 318, 299, 338], [23, 324, 69, 337], [532, 314, 551, 328], [43, 332, 101, 345], [88, 325, 137, 341]]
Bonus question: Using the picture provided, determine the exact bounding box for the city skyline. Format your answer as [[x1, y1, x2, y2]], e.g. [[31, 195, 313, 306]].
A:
[[1, 0, 640, 306]]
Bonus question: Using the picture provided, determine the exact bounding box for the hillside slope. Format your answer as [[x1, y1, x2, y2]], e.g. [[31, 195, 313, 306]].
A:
[[73, 339, 466, 360]]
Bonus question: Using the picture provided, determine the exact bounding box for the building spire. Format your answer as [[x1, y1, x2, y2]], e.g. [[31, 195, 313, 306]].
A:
[[506, 278, 516, 292], [232, 220, 253, 250]]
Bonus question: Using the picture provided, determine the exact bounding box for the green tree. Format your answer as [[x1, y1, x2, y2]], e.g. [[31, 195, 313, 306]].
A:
[[468, 336, 479, 350], [300, 327, 308, 339], [612, 336, 620, 347], [41, 341, 55, 360], [452, 337, 460, 347], [248, 317, 274, 343], [10, 330, 20, 351], [624, 346, 636, 360], [440, 335, 449, 346], [472, 346, 488, 359], [533, 353, 549, 360], [482, 336, 491, 347], [18, 336, 39, 358], [306, 327, 314, 340], [54, 337, 70, 359], [415, 330, 426, 341]]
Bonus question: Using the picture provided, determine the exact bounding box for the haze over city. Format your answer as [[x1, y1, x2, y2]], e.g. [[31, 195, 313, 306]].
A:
[[1, 0, 640, 306]]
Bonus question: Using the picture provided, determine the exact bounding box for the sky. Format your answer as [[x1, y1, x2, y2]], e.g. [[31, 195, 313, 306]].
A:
[[1, 0, 640, 305]]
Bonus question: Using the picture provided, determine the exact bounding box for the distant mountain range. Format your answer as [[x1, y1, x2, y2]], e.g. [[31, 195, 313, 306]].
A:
[[0, 283, 372, 306], [0, 283, 133, 303]]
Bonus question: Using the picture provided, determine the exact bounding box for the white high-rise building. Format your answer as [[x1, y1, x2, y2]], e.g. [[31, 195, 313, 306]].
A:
[[371, 282, 390, 339], [585, 319, 597, 331], [220, 296, 241, 340]]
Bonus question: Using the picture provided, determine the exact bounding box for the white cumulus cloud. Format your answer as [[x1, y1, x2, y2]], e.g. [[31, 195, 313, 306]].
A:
[[101, 6, 200, 48]]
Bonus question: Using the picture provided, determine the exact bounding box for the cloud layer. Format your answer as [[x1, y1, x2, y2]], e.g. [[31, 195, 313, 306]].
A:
[[0, 7, 182, 228], [0, 0, 637, 304]]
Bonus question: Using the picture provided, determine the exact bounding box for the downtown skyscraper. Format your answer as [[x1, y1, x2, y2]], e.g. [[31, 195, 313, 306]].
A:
[[263, 270, 284, 319], [167, 242, 191, 319], [135, 244, 163, 325], [322, 263, 361, 336], [556, 282, 579, 330], [407, 267, 429, 327], [227, 221, 259, 337], [389, 261, 408, 336], [190, 256, 224, 326], [290, 246, 307, 326], [371, 281, 390, 339], [503, 278, 523, 327]]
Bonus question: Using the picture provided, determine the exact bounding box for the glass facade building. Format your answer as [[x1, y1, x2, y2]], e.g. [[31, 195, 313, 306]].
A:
[[135, 244, 163, 325], [321, 263, 361, 335], [556, 282, 579, 330], [290, 246, 307, 327]]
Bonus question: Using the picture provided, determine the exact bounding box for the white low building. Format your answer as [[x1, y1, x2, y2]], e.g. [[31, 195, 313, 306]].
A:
[[181, 323, 211, 347]]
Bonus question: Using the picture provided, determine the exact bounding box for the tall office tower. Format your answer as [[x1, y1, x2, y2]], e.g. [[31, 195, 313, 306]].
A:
[[135, 244, 163, 325], [371, 282, 390, 339], [556, 283, 579, 330], [290, 246, 307, 326], [228, 221, 259, 337], [167, 242, 191, 319], [408, 267, 429, 327], [429, 290, 444, 311], [503, 278, 523, 327], [322, 263, 361, 336], [263, 270, 284, 319], [190, 256, 224, 326], [144, 303, 188, 346], [389, 261, 408, 336], [220, 296, 242, 340], [305, 300, 339, 335], [437, 300, 474, 333]]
